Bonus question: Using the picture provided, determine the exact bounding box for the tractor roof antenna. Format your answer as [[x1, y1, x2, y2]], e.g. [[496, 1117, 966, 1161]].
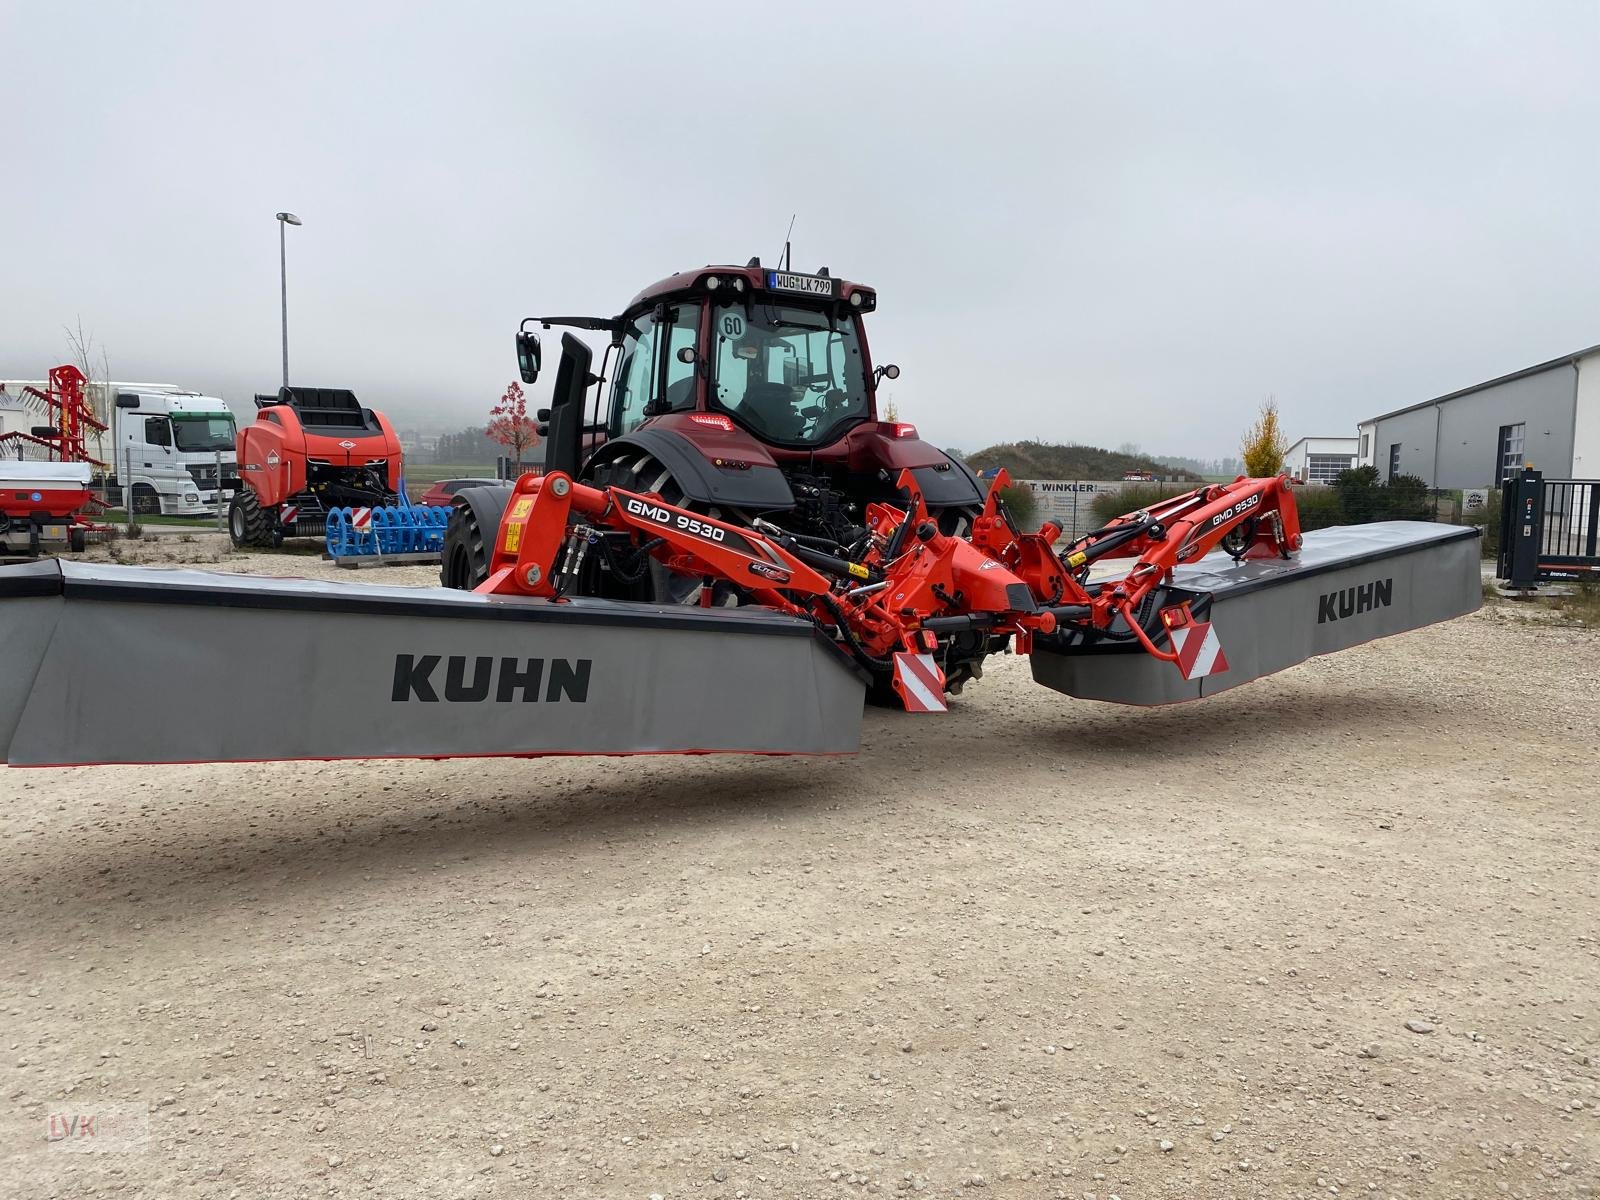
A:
[[779, 213, 795, 272]]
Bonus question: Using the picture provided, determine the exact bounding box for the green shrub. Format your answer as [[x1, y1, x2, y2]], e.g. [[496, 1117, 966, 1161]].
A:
[[1089, 482, 1189, 525], [997, 483, 1037, 528], [1383, 473, 1433, 521], [1333, 466, 1384, 523], [1291, 485, 1345, 531]]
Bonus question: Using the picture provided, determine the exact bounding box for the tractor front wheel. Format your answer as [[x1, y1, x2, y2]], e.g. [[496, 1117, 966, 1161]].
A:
[[228, 489, 279, 549], [441, 497, 496, 590]]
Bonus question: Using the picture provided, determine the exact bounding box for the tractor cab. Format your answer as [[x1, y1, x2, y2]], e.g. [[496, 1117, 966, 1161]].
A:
[[517, 262, 902, 472], [453, 259, 979, 601]]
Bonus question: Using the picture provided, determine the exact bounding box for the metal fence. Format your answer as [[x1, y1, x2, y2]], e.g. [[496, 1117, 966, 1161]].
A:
[[1537, 478, 1600, 566], [1012, 479, 1144, 539]]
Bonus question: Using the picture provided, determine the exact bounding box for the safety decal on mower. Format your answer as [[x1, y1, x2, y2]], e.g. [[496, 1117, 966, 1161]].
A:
[[892, 652, 948, 713], [1168, 618, 1228, 681]]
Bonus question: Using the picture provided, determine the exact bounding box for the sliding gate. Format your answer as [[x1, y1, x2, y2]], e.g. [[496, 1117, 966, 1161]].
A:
[[1499, 467, 1600, 586]]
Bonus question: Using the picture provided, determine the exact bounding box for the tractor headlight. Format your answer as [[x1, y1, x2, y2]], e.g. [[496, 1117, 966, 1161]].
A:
[[704, 275, 721, 290], [732, 277, 746, 292], [849, 292, 864, 307]]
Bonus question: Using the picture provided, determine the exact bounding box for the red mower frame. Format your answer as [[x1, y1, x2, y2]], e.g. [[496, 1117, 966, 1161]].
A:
[[474, 468, 1303, 697]]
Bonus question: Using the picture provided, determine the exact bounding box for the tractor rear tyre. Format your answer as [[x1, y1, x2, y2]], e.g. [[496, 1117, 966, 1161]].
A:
[[228, 489, 279, 549], [584, 452, 740, 606]]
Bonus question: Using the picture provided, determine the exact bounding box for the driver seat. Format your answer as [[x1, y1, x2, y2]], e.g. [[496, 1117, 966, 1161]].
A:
[[741, 381, 806, 437]]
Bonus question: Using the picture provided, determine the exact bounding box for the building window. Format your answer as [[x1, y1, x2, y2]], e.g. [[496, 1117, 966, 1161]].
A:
[[1359, 433, 1369, 459], [1495, 422, 1525, 484], [1305, 454, 1354, 483], [1388, 443, 1401, 480]]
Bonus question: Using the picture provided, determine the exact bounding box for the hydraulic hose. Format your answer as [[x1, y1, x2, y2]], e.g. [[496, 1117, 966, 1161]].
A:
[[781, 540, 881, 584], [1063, 517, 1154, 566], [598, 534, 662, 585], [820, 593, 894, 674]]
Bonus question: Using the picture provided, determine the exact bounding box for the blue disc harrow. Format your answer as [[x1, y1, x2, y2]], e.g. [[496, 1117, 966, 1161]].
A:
[[325, 504, 450, 559]]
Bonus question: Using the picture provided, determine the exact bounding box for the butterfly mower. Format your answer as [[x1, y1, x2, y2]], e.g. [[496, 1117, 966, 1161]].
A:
[[0, 261, 1480, 767]]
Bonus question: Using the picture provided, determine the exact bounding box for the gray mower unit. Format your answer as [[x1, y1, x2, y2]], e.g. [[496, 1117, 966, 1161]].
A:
[[0, 521, 1479, 768], [1032, 521, 1482, 704], [0, 561, 866, 767]]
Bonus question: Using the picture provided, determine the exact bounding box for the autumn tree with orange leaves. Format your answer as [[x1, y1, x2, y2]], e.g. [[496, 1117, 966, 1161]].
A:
[[487, 381, 540, 473]]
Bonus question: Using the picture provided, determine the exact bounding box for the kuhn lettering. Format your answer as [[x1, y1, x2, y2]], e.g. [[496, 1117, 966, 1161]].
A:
[[392, 655, 591, 703], [1317, 577, 1392, 624]]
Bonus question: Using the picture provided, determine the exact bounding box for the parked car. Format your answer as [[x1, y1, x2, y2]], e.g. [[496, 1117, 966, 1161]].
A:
[[417, 477, 502, 508]]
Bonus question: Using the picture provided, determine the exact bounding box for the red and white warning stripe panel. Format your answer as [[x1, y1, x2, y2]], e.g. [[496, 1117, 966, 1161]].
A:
[[892, 651, 948, 713], [352, 507, 372, 531], [280, 505, 299, 526], [1169, 619, 1228, 681]]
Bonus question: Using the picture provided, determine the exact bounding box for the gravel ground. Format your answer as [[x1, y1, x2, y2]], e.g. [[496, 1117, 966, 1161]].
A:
[[2, 545, 1597, 1199]]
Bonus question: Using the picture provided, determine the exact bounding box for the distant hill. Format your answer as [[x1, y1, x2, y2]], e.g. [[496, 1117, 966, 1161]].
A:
[[961, 440, 1205, 482]]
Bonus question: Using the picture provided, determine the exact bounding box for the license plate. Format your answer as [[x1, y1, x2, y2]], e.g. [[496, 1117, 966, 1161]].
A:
[[768, 271, 835, 298]]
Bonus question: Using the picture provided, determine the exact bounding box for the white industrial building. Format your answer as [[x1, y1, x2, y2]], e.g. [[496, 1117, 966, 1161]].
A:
[[1283, 436, 1357, 483], [1357, 344, 1600, 488]]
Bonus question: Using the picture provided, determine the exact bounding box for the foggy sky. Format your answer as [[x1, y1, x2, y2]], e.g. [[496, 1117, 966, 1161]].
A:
[[5, 1, 1598, 460]]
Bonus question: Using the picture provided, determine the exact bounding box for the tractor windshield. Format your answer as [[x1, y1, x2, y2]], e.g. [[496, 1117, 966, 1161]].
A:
[[710, 301, 869, 446]]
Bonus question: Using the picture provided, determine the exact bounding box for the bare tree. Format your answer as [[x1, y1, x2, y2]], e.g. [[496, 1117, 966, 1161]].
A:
[[63, 317, 112, 466]]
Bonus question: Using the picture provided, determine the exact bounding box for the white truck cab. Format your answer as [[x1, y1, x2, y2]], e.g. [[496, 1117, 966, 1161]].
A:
[[0, 379, 240, 518], [110, 387, 240, 516]]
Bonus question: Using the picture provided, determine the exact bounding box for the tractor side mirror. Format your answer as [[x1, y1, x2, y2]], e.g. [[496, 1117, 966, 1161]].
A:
[[874, 363, 901, 384], [516, 331, 543, 385], [675, 346, 697, 365]]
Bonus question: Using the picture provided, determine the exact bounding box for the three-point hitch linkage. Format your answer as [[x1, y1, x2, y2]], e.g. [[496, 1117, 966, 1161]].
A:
[[475, 466, 1304, 707]]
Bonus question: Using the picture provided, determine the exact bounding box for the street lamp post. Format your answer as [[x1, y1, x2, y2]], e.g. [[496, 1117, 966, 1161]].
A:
[[275, 212, 302, 388]]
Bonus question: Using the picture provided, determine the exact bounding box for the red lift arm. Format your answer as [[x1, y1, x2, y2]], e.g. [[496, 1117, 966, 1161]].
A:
[[476, 467, 1302, 690]]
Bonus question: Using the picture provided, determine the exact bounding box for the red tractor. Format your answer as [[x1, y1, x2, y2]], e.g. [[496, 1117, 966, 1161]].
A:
[[442, 259, 997, 692], [231, 386, 404, 547]]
